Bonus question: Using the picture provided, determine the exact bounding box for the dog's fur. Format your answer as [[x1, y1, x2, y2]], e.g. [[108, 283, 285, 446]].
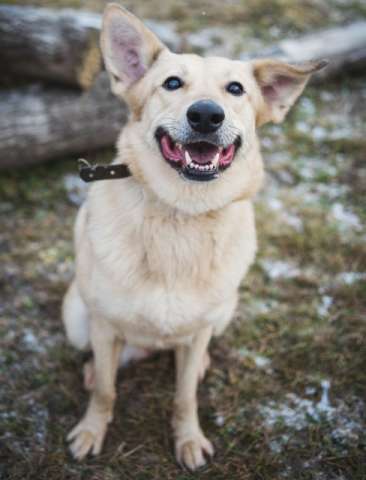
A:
[[62, 3, 326, 470]]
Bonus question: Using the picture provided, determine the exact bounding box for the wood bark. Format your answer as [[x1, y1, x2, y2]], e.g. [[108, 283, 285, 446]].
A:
[[1, 5, 365, 88], [0, 73, 128, 168], [0, 5, 365, 168], [0, 5, 103, 89], [239, 21, 366, 81], [0, 5, 180, 89]]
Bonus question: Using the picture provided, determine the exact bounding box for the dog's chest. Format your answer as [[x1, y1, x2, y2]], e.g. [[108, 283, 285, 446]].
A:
[[141, 206, 220, 286], [86, 183, 255, 342]]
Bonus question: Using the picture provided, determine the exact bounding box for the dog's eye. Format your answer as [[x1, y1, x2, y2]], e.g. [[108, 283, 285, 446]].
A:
[[163, 76, 184, 91], [226, 81, 245, 96]]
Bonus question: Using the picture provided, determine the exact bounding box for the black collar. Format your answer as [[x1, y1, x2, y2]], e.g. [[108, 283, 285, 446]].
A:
[[78, 159, 132, 183]]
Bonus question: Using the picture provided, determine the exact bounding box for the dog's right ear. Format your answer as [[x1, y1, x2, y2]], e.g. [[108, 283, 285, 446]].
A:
[[101, 4, 165, 94]]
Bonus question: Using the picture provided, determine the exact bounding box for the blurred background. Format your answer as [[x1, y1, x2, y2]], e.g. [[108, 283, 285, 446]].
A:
[[0, 1, 365, 479]]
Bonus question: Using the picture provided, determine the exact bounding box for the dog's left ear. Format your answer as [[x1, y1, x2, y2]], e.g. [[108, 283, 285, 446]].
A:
[[101, 3, 166, 94], [252, 59, 328, 126]]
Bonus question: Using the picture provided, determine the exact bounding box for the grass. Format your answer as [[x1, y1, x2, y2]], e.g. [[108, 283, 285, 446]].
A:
[[1, 1, 366, 479]]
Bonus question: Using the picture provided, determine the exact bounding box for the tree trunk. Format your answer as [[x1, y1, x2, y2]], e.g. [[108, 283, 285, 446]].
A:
[[0, 73, 128, 168]]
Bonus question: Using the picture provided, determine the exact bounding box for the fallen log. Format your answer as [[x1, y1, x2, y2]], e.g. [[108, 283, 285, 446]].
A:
[[239, 21, 366, 81], [0, 6, 102, 89], [1, 5, 366, 90], [0, 73, 128, 168], [1, 5, 366, 169], [0, 5, 180, 89]]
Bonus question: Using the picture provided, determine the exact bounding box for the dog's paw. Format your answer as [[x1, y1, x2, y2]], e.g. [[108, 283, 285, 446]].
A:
[[67, 415, 108, 460], [175, 432, 214, 471]]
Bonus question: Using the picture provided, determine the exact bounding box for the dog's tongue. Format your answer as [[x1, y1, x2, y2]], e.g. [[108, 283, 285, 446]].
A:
[[185, 142, 219, 164]]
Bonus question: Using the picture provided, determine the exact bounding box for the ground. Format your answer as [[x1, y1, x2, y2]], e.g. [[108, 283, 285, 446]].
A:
[[0, 1, 366, 479]]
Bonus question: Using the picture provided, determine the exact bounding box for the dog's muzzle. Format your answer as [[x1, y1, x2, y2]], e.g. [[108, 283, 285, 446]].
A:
[[155, 126, 241, 182]]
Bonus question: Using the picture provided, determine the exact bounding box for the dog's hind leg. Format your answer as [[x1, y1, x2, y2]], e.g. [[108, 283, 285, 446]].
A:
[[83, 345, 153, 391], [62, 280, 90, 351]]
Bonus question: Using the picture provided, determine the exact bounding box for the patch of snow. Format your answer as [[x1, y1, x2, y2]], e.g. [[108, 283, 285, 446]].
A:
[[265, 197, 303, 231], [26, 397, 49, 448], [0, 410, 16, 420], [317, 295, 333, 317], [23, 329, 45, 353], [261, 136, 274, 149], [288, 183, 321, 205], [297, 158, 337, 181], [282, 212, 303, 231], [316, 183, 349, 200], [261, 380, 335, 431], [299, 162, 317, 180], [320, 91, 335, 102], [312, 126, 328, 141], [214, 414, 225, 427], [267, 197, 283, 211], [330, 203, 363, 232], [261, 259, 300, 280], [269, 434, 290, 454], [237, 347, 271, 369], [247, 298, 279, 316], [299, 97, 316, 116], [63, 174, 88, 206], [305, 386, 317, 396], [317, 380, 331, 412], [326, 123, 356, 141], [331, 420, 361, 446], [260, 381, 365, 452], [296, 120, 312, 135], [336, 271, 366, 285]]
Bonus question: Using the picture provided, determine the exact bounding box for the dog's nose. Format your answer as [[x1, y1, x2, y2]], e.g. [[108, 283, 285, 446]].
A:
[[187, 100, 225, 134]]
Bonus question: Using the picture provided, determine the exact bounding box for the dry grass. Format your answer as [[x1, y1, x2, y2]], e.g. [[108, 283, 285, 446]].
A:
[[1, 1, 366, 479]]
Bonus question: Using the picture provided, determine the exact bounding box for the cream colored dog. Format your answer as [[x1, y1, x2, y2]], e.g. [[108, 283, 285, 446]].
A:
[[62, 3, 326, 470]]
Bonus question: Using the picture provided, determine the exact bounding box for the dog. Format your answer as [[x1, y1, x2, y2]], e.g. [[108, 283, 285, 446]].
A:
[[62, 3, 326, 470]]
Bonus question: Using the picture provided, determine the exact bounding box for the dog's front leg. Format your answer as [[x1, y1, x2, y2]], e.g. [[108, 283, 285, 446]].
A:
[[173, 326, 214, 470], [67, 320, 123, 460]]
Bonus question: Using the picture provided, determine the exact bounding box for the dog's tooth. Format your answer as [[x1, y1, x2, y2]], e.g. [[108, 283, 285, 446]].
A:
[[212, 152, 220, 167], [184, 150, 192, 166]]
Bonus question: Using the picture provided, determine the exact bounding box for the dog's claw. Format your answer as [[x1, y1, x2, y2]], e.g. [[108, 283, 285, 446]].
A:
[[67, 416, 108, 460], [176, 432, 214, 471]]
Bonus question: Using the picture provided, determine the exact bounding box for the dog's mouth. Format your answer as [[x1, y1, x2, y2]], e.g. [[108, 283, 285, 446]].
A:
[[155, 128, 241, 182]]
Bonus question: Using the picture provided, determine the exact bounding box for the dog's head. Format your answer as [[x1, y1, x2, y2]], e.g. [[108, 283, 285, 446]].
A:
[[101, 4, 326, 214]]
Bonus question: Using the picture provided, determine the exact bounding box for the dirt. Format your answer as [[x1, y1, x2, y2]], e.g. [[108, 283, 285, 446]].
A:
[[1, 1, 366, 479]]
